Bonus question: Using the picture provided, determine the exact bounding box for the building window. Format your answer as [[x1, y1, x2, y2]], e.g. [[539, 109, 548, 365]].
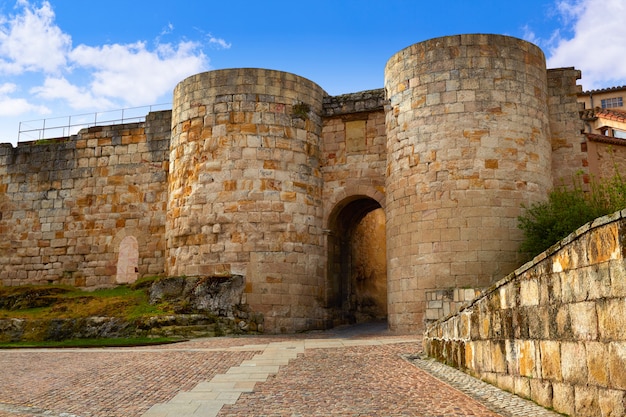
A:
[[614, 129, 626, 139], [601, 97, 623, 108]]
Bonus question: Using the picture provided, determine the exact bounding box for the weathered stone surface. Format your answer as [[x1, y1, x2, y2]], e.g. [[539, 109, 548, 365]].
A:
[[598, 298, 626, 341], [608, 342, 626, 390], [0, 313, 254, 342], [518, 340, 538, 378], [423, 214, 626, 417], [520, 279, 539, 306], [149, 275, 248, 319], [0, 318, 24, 342], [513, 376, 531, 399], [585, 341, 609, 387], [561, 342, 589, 385], [0, 317, 133, 341], [574, 385, 600, 417], [529, 379, 553, 409], [569, 301, 598, 340], [552, 382, 575, 416], [598, 389, 626, 417], [491, 340, 507, 374], [385, 34, 553, 333], [539, 340, 562, 381]]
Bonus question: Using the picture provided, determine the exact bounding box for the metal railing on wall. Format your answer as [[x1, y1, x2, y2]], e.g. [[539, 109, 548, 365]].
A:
[[17, 103, 171, 143]]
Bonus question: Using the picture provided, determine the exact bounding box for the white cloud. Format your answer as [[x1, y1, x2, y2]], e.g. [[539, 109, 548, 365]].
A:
[[68, 40, 208, 106], [208, 34, 231, 49], [0, 0, 70, 74], [546, 0, 626, 89], [31, 76, 114, 110], [0, 82, 49, 116], [0, 82, 17, 95], [0, 0, 218, 114]]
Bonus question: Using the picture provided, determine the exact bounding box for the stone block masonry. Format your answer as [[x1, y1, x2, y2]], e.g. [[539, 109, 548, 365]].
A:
[[423, 210, 626, 417], [0, 111, 170, 286], [168, 69, 328, 333], [424, 288, 481, 323], [385, 34, 554, 332], [0, 33, 610, 334]]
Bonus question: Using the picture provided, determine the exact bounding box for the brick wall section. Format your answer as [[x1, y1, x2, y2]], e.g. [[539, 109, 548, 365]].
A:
[[424, 288, 481, 323], [586, 135, 626, 179], [547, 67, 586, 185], [423, 210, 626, 417], [0, 111, 170, 286], [384, 34, 554, 332]]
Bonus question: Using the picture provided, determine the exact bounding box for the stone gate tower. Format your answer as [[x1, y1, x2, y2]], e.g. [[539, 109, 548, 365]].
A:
[[384, 34, 553, 331], [167, 69, 328, 332]]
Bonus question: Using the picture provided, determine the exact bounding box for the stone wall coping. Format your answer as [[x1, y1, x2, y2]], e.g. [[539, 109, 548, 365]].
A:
[[322, 88, 386, 116]]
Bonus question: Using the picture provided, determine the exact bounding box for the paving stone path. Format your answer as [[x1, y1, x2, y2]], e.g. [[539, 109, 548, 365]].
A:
[[0, 323, 560, 417]]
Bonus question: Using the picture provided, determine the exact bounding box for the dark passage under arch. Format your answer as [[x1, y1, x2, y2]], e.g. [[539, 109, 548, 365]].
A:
[[326, 196, 387, 326]]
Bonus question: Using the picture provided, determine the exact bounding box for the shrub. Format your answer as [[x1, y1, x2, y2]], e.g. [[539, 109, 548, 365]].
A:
[[518, 170, 626, 258]]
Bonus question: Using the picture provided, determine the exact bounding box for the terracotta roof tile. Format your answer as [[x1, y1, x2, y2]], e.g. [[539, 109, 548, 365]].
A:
[[584, 132, 626, 146], [580, 85, 626, 95]]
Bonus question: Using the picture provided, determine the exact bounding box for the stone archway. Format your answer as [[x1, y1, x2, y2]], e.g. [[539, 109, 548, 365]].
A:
[[326, 196, 387, 325], [116, 236, 139, 284]]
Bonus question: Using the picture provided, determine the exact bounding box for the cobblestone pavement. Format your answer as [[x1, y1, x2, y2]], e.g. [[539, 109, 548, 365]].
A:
[[0, 323, 560, 417]]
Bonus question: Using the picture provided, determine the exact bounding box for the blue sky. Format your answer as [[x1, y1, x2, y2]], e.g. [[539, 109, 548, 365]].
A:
[[1, 0, 625, 144]]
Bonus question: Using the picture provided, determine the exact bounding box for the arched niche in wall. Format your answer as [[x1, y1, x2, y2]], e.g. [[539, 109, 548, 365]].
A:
[[116, 235, 139, 284]]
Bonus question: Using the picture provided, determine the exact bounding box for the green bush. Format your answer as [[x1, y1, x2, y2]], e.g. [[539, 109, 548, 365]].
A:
[[518, 170, 626, 258]]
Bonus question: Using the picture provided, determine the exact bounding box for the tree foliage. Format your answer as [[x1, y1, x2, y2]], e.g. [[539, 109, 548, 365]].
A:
[[518, 169, 626, 258]]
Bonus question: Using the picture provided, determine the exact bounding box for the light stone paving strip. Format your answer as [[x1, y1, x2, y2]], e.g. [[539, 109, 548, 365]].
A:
[[141, 342, 305, 417]]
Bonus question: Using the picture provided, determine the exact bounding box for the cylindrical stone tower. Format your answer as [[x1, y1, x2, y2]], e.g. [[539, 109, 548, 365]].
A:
[[167, 68, 327, 333], [384, 34, 553, 332]]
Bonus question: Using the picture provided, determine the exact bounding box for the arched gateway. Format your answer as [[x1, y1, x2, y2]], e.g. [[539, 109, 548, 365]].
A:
[[326, 196, 387, 326]]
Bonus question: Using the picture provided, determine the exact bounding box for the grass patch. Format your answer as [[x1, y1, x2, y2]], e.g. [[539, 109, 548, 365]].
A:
[[0, 281, 173, 321], [0, 336, 184, 349]]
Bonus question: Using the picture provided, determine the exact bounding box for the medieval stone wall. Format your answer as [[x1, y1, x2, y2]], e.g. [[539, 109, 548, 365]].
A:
[[0, 34, 593, 334], [0, 111, 170, 286], [321, 89, 387, 208], [423, 210, 626, 417]]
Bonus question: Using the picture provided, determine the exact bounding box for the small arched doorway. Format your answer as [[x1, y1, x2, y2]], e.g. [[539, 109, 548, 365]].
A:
[[326, 196, 387, 325]]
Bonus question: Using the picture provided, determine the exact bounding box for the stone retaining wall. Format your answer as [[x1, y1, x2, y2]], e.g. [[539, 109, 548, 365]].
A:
[[423, 210, 626, 417]]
